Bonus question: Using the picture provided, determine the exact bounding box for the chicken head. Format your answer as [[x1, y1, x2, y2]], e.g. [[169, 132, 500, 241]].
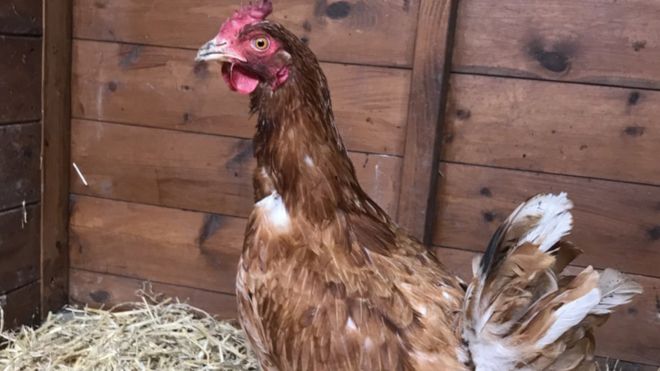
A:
[[196, 0, 291, 95]]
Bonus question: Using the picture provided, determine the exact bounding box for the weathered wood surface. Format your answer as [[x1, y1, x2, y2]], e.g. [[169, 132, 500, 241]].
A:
[[70, 119, 403, 218], [69, 269, 238, 319], [0, 37, 41, 124], [0, 0, 42, 35], [443, 74, 660, 185], [433, 246, 660, 367], [433, 163, 660, 278], [453, 0, 660, 89], [397, 0, 457, 242], [595, 359, 659, 371], [0, 123, 41, 211], [70, 196, 245, 294], [0, 205, 40, 294], [73, 0, 419, 67], [0, 281, 40, 330], [71, 40, 409, 156], [42, 0, 73, 318]]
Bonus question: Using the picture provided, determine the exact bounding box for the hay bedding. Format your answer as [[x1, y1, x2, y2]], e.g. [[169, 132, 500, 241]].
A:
[[0, 290, 258, 371]]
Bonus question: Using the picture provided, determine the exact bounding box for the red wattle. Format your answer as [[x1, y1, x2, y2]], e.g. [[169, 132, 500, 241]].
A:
[[222, 63, 260, 95]]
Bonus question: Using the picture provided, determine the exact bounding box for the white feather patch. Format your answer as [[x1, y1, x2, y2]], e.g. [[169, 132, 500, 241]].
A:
[[513, 193, 574, 252], [304, 155, 314, 167], [255, 191, 290, 231], [468, 337, 521, 371], [536, 287, 600, 347], [363, 337, 374, 350], [346, 317, 357, 331], [472, 254, 482, 276]]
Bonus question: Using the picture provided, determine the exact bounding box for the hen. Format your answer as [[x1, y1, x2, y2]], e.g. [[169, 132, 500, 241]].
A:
[[195, 1, 641, 370]]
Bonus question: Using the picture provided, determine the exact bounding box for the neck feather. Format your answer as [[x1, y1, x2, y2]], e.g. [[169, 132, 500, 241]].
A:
[[250, 52, 387, 224]]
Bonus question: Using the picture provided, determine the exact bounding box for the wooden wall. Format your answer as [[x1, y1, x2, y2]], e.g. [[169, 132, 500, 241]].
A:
[[68, 0, 659, 367], [0, 0, 43, 329], [431, 0, 660, 367]]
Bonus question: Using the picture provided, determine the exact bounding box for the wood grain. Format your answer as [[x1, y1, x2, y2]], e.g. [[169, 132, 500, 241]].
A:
[[0, 281, 40, 329], [397, 0, 458, 242], [71, 40, 409, 156], [0, 123, 41, 211], [596, 359, 658, 371], [0, 0, 42, 36], [41, 0, 73, 318], [70, 195, 245, 294], [69, 269, 238, 319], [73, 0, 419, 67], [443, 74, 660, 185], [0, 37, 41, 124], [433, 162, 660, 278], [0, 205, 40, 294], [433, 246, 660, 366], [453, 0, 660, 89], [70, 119, 402, 218]]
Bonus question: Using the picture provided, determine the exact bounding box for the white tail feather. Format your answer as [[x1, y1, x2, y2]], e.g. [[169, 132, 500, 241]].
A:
[[472, 255, 482, 276], [592, 269, 643, 315], [535, 288, 600, 347], [512, 193, 574, 252]]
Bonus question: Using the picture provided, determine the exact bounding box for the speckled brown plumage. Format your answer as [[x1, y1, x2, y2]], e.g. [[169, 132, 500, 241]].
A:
[[195, 2, 642, 370], [237, 22, 467, 371]]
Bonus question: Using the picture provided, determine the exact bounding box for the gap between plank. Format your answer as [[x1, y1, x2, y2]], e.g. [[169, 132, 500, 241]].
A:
[[441, 160, 660, 189], [72, 37, 413, 71], [70, 267, 236, 298], [452, 69, 660, 93]]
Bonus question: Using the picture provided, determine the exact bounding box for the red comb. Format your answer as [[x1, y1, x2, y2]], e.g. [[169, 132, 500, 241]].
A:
[[220, 0, 273, 36], [234, 0, 273, 22]]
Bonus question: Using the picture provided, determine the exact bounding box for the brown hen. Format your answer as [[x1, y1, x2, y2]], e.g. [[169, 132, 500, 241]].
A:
[[195, 2, 641, 370]]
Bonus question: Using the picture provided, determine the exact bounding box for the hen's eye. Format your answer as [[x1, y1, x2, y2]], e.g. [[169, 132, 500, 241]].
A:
[[252, 37, 270, 51]]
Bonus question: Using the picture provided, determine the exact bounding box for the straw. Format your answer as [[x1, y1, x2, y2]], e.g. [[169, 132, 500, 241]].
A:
[[0, 288, 258, 371]]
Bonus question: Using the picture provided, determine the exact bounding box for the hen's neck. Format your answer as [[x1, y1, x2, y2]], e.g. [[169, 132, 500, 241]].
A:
[[251, 61, 386, 224]]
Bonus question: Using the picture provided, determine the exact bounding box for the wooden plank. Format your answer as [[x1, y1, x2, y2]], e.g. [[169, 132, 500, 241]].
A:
[[453, 0, 660, 89], [41, 0, 72, 319], [0, 37, 41, 124], [397, 0, 458, 242], [0, 205, 40, 294], [69, 269, 238, 319], [0, 281, 40, 329], [70, 195, 245, 294], [70, 119, 402, 218], [443, 74, 660, 185], [73, 0, 419, 67], [433, 246, 660, 366], [0, 0, 42, 36], [71, 40, 409, 156], [432, 163, 660, 278], [0, 123, 41, 211], [596, 359, 658, 371]]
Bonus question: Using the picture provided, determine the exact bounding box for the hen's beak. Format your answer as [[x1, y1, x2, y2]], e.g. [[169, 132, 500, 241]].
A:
[[195, 39, 246, 63]]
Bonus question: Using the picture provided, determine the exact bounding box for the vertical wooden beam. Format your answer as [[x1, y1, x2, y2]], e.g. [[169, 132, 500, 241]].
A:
[[41, 0, 72, 318], [397, 0, 458, 243]]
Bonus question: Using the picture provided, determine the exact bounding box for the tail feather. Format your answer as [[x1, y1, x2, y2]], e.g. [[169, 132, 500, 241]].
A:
[[592, 269, 642, 315], [515, 193, 573, 253], [479, 193, 573, 279], [551, 242, 582, 275], [462, 193, 642, 371]]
